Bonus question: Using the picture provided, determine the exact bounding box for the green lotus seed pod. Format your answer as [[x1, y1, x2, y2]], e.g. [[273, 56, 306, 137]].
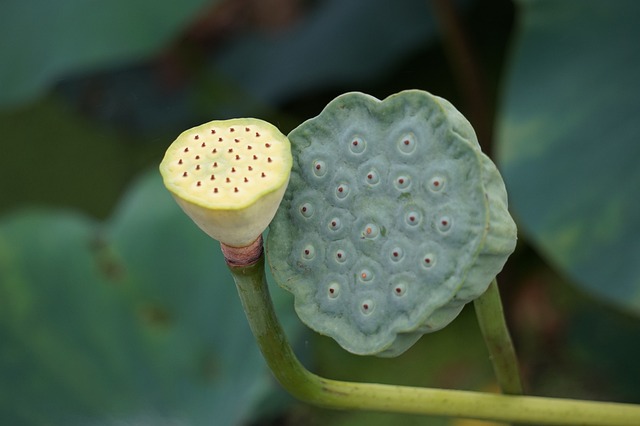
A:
[[160, 118, 292, 247], [266, 90, 517, 357]]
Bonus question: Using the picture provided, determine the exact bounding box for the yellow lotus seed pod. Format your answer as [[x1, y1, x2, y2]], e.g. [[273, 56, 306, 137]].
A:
[[160, 118, 292, 247]]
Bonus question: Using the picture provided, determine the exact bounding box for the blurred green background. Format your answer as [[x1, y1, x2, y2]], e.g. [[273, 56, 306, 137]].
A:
[[1, 0, 639, 425]]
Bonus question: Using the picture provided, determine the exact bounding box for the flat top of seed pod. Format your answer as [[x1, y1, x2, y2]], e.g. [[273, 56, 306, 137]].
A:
[[267, 90, 492, 355], [160, 118, 292, 210]]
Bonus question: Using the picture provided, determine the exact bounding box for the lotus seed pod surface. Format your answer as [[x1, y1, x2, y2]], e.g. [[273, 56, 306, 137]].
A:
[[267, 90, 517, 356], [160, 118, 292, 247]]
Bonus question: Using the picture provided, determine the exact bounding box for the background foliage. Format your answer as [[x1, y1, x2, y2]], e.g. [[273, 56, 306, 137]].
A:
[[1, 0, 639, 425]]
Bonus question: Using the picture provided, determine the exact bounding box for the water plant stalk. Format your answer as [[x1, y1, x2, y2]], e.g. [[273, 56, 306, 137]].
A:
[[474, 279, 524, 395], [223, 240, 640, 425]]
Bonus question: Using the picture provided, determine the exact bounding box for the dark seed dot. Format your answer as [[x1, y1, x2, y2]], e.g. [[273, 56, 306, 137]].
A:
[[218, 137, 223, 142], [196, 181, 201, 187], [201, 142, 206, 148], [182, 172, 188, 177], [315, 164, 321, 170], [404, 139, 410, 145], [245, 127, 250, 132], [304, 249, 310, 255], [230, 128, 235, 132], [195, 135, 199, 140], [338, 186, 344, 193], [226, 177, 230, 183], [247, 145, 252, 150], [196, 165, 200, 170], [234, 138, 240, 143], [178, 159, 183, 164], [184, 147, 189, 153], [265, 143, 271, 148], [195, 155, 200, 160], [329, 288, 335, 294], [244, 177, 248, 182], [231, 167, 236, 172], [268, 157, 272, 163], [253, 155, 258, 160], [367, 173, 373, 180], [398, 178, 405, 184], [212, 148, 217, 154], [234, 187, 239, 192], [214, 188, 218, 193], [211, 129, 216, 134], [248, 165, 253, 171], [256, 132, 260, 137], [210, 174, 215, 180], [236, 155, 240, 160], [261, 172, 266, 177], [228, 148, 233, 153], [213, 162, 218, 167]]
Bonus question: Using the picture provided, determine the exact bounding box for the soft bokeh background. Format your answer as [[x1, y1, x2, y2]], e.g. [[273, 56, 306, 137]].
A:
[[1, 0, 639, 425]]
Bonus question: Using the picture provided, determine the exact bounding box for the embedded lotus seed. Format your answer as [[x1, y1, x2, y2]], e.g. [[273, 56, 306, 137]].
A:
[[365, 170, 380, 185], [397, 133, 417, 154], [405, 210, 422, 226], [393, 283, 407, 297], [361, 300, 374, 315], [438, 216, 452, 232], [362, 223, 379, 239], [335, 184, 349, 199], [313, 160, 327, 177], [349, 136, 366, 154], [359, 269, 373, 282], [328, 218, 341, 231], [299, 203, 314, 218], [335, 250, 346, 263], [390, 246, 404, 262], [394, 175, 411, 190], [328, 282, 340, 299], [429, 176, 444, 192], [302, 245, 315, 260], [422, 254, 435, 268]]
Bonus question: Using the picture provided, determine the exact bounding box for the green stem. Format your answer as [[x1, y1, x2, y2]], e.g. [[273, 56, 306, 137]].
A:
[[227, 252, 640, 425], [474, 279, 524, 395]]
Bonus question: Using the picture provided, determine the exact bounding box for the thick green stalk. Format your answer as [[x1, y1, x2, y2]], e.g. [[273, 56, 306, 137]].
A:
[[226, 250, 640, 425], [474, 279, 524, 395]]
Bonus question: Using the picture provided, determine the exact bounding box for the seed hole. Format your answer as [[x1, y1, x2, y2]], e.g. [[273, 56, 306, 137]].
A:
[[195, 135, 199, 140], [438, 216, 452, 232], [182, 172, 188, 177], [211, 129, 216, 134], [394, 175, 411, 190], [302, 245, 315, 260], [394, 283, 407, 297], [184, 147, 189, 153], [335, 183, 349, 200], [429, 176, 445, 192], [299, 203, 314, 218], [201, 142, 206, 148], [230, 128, 235, 132], [365, 170, 380, 185], [313, 160, 327, 177], [361, 300, 374, 315], [397, 133, 417, 154], [390, 246, 404, 262], [328, 218, 341, 231], [335, 250, 346, 263], [328, 283, 340, 299], [349, 136, 366, 154], [363, 223, 379, 239], [178, 159, 183, 165], [422, 254, 435, 269], [405, 210, 421, 226]]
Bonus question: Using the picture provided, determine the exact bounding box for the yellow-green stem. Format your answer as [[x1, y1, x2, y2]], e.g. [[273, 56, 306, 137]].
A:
[[474, 279, 524, 395], [226, 251, 640, 425]]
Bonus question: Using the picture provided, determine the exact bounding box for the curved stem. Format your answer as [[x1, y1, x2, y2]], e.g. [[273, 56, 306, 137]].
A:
[[225, 249, 640, 425], [474, 279, 524, 395]]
